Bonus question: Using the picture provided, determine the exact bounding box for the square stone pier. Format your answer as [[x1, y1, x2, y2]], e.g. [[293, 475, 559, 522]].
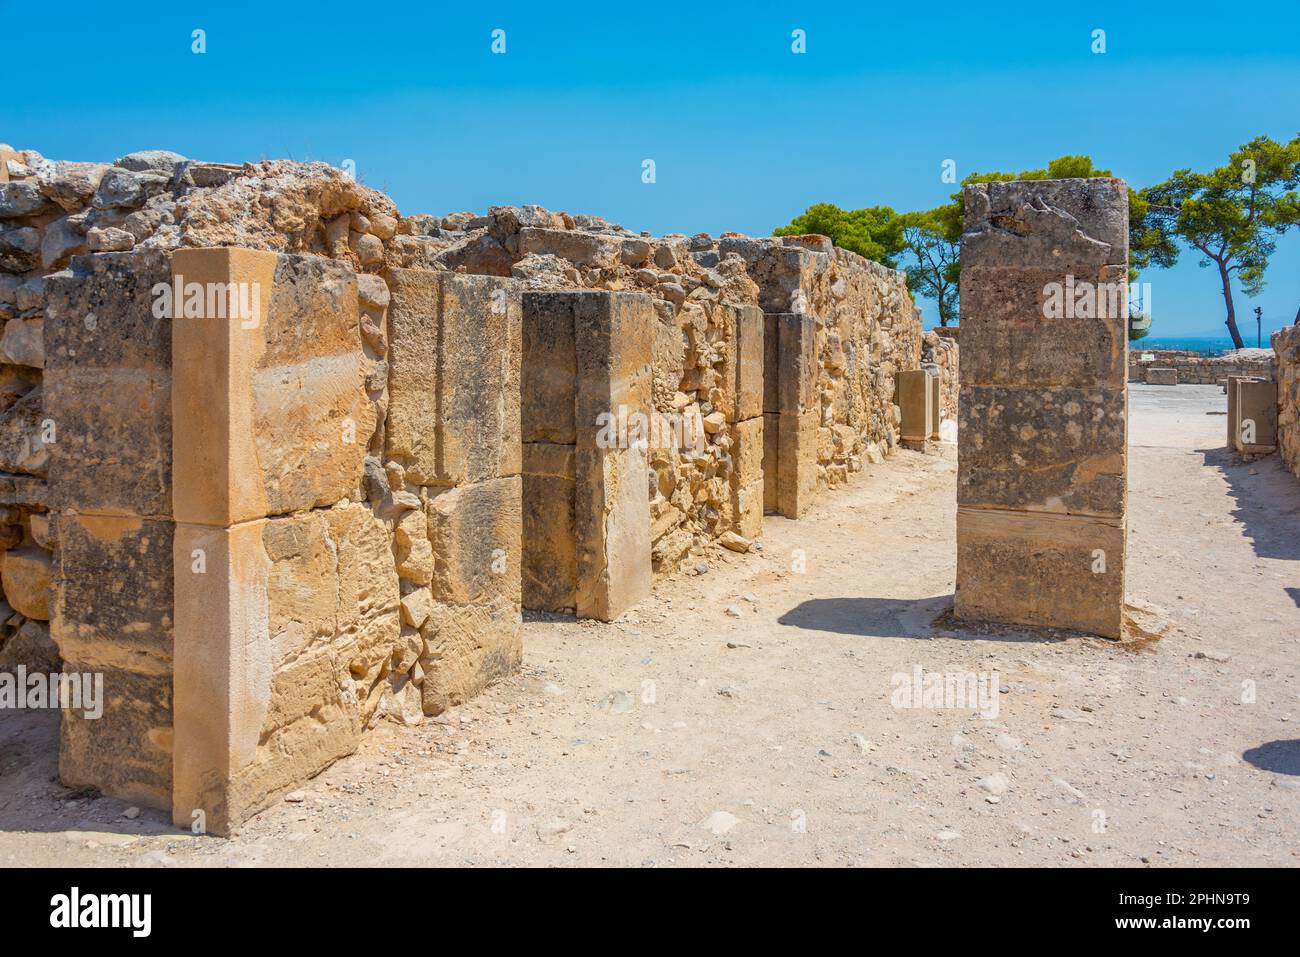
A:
[[955, 178, 1130, 638]]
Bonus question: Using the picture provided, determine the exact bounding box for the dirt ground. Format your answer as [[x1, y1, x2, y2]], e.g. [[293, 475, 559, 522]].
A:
[[2, 383, 1297, 867]]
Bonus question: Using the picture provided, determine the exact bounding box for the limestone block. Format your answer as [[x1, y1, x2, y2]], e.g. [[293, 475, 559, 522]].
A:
[[1233, 378, 1278, 452], [898, 369, 936, 443], [521, 291, 578, 444], [171, 248, 374, 525], [776, 312, 818, 415], [962, 178, 1129, 269], [0, 386, 49, 476], [575, 443, 651, 621], [427, 475, 522, 607], [574, 291, 655, 430], [955, 508, 1125, 639], [386, 268, 522, 484], [958, 266, 1129, 388], [573, 293, 654, 621], [44, 251, 173, 518], [174, 501, 399, 835], [1225, 375, 1265, 448], [518, 227, 621, 269], [0, 619, 59, 674], [761, 412, 780, 514], [1145, 367, 1178, 386], [958, 385, 1125, 516], [419, 594, 522, 716], [730, 416, 764, 540], [521, 442, 576, 612], [720, 304, 763, 422], [2, 546, 50, 620], [60, 665, 173, 810], [54, 512, 173, 808], [762, 313, 781, 414], [0, 146, 21, 183], [776, 408, 819, 518], [929, 371, 941, 440]]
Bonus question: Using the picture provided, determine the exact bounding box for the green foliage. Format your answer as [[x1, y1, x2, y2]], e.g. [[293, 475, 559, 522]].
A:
[[900, 207, 960, 326], [771, 142, 1300, 342], [1136, 135, 1300, 347], [773, 203, 906, 268]]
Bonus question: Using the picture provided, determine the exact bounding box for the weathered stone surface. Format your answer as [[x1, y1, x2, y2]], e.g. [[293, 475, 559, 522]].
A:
[[2, 546, 51, 619], [170, 248, 374, 525], [0, 619, 59, 674], [776, 408, 819, 518], [419, 594, 521, 716], [762, 412, 780, 513], [776, 312, 818, 415], [573, 293, 653, 621], [1232, 378, 1278, 452], [956, 178, 1128, 638], [955, 508, 1125, 638], [962, 178, 1129, 268], [730, 416, 764, 540], [521, 442, 576, 612], [958, 385, 1125, 516], [385, 268, 521, 485], [1145, 366, 1178, 386], [0, 181, 50, 218], [898, 369, 936, 443], [720, 304, 763, 422], [53, 512, 173, 808], [521, 291, 578, 444], [0, 386, 49, 476], [427, 476, 522, 607], [45, 251, 173, 517], [958, 266, 1128, 387], [0, 316, 44, 368], [1272, 326, 1300, 479]]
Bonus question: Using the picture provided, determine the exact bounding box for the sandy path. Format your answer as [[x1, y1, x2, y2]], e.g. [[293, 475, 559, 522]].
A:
[[2, 384, 1297, 867]]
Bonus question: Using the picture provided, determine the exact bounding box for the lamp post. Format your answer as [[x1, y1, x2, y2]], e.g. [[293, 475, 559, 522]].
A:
[[1254, 306, 1262, 348]]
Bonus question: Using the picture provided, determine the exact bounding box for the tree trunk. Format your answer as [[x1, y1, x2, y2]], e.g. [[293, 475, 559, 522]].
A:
[[1218, 261, 1245, 349]]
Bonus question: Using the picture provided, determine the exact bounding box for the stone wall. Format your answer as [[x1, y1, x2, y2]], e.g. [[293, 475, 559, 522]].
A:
[[3, 143, 934, 831], [1128, 348, 1275, 384], [379, 205, 922, 563], [923, 328, 959, 423], [1274, 325, 1300, 480]]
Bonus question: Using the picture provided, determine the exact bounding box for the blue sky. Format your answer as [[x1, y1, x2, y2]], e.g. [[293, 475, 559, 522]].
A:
[[4, 1, 1297, 337]]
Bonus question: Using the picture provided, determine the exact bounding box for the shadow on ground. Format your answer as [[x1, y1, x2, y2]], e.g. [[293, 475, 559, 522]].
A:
[[1198, 448, 1300, 561], [1242, 739, 1300, 777], [0, 708, 175, 837], [777, 594, 1070, 643]]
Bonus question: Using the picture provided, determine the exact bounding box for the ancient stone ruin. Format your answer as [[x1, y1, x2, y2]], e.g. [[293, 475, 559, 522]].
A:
[[8, 142, 1296, 836], [955, 179, 1130, 639], [1271, 324, 1300, 479], [0, 145, 935, 832]]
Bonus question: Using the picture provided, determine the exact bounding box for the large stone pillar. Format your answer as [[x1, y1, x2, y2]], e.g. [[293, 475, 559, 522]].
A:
[[521, 291, 652, 621], [955, 179, 1129, 638], [45, 251, 177, 809], [762, 311, 818, 518]]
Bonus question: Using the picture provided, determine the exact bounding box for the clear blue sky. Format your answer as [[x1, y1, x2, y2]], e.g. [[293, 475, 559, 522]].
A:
[[4, 1, 1297, 338]]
